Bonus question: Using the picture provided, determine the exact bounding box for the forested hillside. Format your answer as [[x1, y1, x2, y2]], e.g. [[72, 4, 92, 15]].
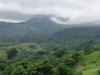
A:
[[0, 41, 100, 75], [51, 26, 100, 50]]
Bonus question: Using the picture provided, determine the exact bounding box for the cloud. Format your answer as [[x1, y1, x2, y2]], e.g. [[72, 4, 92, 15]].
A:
[[0, 0, 100, 24], [0, 18, 24, 23]]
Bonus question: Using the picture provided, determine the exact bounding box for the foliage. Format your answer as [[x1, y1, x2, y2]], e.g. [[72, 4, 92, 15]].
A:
[[53, 48, 67, 58], [63, 52, 81, 67], [7, 48, 18, 59], [82, 44, 93, 54], [0, 40, 100, 75], [29, 59, 54, 75], [55, 63, 73, 75]]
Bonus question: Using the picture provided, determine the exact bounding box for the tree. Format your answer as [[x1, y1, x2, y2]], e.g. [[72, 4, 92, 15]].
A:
[[63, 52, 80, 67], [87, 40, 96, 45], [75, 71, 83, 75], [0, 63, 6, 71], [11, 66, 27, 75], [55, 63, 73, 75], [83, 44, 93, 54], [3, 60, 29, 75], [54, 49, 67, 58], [28, 59, 54, 75], [71, 52, 80, 63], [0, 59, 7, 72], [7, 48, 18, 59]]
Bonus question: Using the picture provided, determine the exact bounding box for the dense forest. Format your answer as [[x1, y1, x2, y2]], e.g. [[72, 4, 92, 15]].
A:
[[0, 40, 100, 75]]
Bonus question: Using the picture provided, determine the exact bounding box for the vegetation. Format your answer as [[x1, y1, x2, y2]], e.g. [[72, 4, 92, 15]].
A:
[[0, 40, 99, 75], [1, 18, 100, 75]]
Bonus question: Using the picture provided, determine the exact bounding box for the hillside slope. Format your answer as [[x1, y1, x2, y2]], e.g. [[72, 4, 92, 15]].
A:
[[51, 26, 100, 49], [0, 42, 46, 59], [77, 51, 100, 75]]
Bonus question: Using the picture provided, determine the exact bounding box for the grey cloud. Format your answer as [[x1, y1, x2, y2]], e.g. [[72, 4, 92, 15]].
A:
[[0, 0, 100, 24]]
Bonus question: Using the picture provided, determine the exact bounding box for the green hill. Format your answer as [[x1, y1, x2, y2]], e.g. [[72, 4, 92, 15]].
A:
[[0, 42, 46, 59], [76, 51, 100, 75], [52, 26, 100, 50]]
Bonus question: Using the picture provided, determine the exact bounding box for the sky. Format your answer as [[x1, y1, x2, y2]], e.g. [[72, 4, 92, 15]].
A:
[[0, 0, 100, 24]]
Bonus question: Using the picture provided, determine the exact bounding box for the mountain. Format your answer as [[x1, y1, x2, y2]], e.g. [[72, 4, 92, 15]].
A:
[[1, 14, 100, 46], [24, 15, 66, 34], [51, 26, 100, 49], [53, 26, 100, 40], [0, 15, 66, 41]]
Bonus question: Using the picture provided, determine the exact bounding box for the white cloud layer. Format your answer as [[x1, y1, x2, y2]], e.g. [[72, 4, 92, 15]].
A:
[[0, 0, 100, 24], [0, 18, 24, 23]]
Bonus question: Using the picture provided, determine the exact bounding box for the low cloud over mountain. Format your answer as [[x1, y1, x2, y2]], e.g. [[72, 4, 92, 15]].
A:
[[0, 0, 100, 24]]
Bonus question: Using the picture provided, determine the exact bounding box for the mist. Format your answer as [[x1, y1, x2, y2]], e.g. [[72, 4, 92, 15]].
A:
[[0, 0, 100, 24]]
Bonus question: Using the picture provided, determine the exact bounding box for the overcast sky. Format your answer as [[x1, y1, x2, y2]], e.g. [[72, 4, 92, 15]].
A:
[[0, 0, 100, 23]]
